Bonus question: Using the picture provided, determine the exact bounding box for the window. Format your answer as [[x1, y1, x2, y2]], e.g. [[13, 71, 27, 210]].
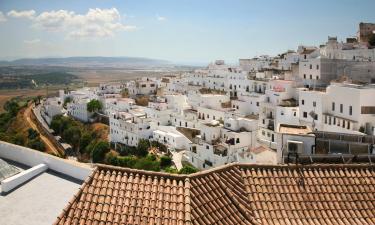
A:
[[313, 101, 316, 107], [303, 112, 307, 118], [206, 145, 209, 150], [236, 138, 240, 144], [316, 65, 319, 70], [349, 106, 352, 115], [310, 64, 312, 69], [301, 99, 305, 105], [303, 74, 306, 79], [340, 104, 343, 113], [310, 75, 312, 79], [256, 102, 259, 107], [333, 117, 336, 125], [332, 102, 335, 111], [293, 112, 296, 116], [316, 76, 319, 80]]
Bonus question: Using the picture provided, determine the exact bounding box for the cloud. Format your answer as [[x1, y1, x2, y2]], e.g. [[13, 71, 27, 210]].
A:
[[0, 11, 7, 22], [24, 39, 41, 44], [156, 15, 167, 21], [7, 10, 36, 19], [7, 8, 135, 39]]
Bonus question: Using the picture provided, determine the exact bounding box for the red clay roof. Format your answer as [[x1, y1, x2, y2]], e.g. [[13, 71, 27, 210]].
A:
[[55, 163, 375, 225]]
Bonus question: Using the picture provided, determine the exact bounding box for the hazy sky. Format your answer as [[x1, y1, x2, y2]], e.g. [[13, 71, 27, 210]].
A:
[[0, 0, 374, 64]]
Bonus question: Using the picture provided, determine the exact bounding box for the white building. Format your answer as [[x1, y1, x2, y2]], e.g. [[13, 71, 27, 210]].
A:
[[127, 77, 158, 95], [109, 110, 157, 147], [152, 126, 191, 150], [299, 82, 375, 135], [186, 115, 258, 170], [41, 97, 65, 124]]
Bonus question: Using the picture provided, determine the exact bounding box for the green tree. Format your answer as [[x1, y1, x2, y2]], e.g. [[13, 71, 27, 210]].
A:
[[87, 99, 102, 113], [137, 139, 150, 157], [62, 126, 81, 150], [27, 137, 45, 151], [79, 132, 92, 154], [160, 156, 172, 167], [27, 128, 39, 140], [91, 141, 110, 163], [179, 165, 198, 174], [4, 100, 19, 116]]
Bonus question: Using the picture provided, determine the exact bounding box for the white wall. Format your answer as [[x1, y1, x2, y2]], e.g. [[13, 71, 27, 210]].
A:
[[0, 141, 92, 181], [1, 164, 48, 193]]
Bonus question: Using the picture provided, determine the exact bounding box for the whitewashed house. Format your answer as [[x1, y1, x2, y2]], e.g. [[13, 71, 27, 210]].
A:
[[299, 82, 375, 135], [186, 115, 258, 170], [109, 110, 157, 147], [41, 97, 65, 124], [152, 126, 191, 150]]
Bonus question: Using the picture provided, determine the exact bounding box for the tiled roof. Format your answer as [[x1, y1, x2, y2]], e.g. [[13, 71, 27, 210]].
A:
[[55, 163, 375, 225]]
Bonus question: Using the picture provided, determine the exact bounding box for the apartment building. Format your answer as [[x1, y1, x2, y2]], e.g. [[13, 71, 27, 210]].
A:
[[299, 82, 375, 135], [186, 115, 258, 170]]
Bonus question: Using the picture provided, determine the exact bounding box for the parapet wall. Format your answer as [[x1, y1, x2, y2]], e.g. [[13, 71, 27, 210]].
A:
[[0, 141, 92, 181]]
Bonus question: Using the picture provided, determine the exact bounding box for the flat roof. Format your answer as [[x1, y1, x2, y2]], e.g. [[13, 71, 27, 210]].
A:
[[278, 124, 313, 135], [0, 160, 82, 225]]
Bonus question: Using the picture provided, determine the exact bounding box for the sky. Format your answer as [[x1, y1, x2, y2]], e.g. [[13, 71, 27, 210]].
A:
[[0, 0, 374, 65]]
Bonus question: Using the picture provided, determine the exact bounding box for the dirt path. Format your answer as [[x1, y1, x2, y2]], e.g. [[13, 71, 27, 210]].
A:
[[23, 105, 61, 156]]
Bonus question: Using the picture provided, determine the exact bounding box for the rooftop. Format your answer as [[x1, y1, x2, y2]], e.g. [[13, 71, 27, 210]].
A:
[[278, 124, 313, 135], [0, 160, 82, 225], [55, 163, 375, 225]]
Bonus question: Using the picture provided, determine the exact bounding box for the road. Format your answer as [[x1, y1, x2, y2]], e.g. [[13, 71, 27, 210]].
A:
[[24, 104, 61, 156]]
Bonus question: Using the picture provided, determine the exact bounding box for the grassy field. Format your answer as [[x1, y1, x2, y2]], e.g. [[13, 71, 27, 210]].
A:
[[73, 69, 173, 86]]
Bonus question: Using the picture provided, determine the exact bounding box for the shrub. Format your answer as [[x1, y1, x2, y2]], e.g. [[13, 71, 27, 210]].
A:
[[27, 137, 45, 151], [179, 165, 198, 174], [137, 139, 150, 157], [105, 151, 119, 166], [164, 166, 178, 174], [80, 132, 93, 154], [11, 133, 26, 146], [117, 156, 137, 168], [27, 128, 39, 140], [160, 156, 172, 167], [146, 154, 157, 161], [133, 158, 160, 171]]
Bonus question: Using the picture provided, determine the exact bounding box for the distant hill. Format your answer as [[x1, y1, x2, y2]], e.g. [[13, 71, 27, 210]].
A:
[[0, 56, 173, 68]]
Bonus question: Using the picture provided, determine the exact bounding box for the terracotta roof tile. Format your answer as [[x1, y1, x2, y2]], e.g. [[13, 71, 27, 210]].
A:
[[55, 163, 375, 225]]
